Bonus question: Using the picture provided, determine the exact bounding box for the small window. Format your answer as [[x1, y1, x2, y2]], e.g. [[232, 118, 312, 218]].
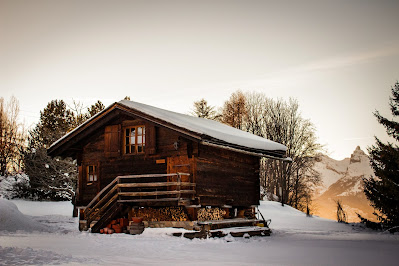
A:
[[87, 165, 98, 182], [124, 126, 145, 154]]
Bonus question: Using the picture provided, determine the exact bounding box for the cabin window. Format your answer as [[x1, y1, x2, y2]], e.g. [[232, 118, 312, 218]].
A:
[[87, 165, 98, 182], [124, 126, 145, 154]]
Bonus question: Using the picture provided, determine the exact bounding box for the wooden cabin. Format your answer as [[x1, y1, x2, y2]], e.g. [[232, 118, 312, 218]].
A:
[[48, 100, 288, 232]]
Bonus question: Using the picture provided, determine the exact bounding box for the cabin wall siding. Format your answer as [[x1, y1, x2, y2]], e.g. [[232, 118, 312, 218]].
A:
[[76, 113, 261, 208], [196, 144, 260, 207], [77, 118, 190, 205]]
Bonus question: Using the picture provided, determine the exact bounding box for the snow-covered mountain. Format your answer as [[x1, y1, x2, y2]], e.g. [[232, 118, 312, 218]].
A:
[[312, 146, 376, 222]]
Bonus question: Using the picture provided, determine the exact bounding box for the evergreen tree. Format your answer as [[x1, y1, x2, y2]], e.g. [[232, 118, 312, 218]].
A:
[[190, 98, 218, 120], [336, 200, 347, 223], [34, 100, 75, 147], [87, 100, 105, 118], [364, 81, 399, 229], [23, 100, 77, 200]]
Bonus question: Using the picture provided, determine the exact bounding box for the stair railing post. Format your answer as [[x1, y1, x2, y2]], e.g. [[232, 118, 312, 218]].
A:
[[177, 173, 181, 200], [117, 177, 120, 201]]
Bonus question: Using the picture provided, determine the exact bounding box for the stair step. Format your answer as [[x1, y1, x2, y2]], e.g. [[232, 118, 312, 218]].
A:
[[79, 220, 88, 231], [91, 202, 123, 233]]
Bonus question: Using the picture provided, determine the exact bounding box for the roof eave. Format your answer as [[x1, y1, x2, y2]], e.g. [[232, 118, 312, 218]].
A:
[[47, 102, 204, 157], [200, 141, 290, 161], [47, 102, 122, 157]]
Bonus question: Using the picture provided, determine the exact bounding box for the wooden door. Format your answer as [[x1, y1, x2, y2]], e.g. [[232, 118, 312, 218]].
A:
[[167, 155, 196, 196], [167, 155, 193, 183]]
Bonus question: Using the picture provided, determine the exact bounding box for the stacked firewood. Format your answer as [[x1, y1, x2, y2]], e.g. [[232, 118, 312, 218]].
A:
[[100, 218, 129, 234], [130, 207, 189, 221], [244, 208, 255, 219], [197, 207, 226, 221]]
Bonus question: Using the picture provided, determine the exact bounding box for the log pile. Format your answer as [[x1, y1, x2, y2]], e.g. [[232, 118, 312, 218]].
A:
[[244, 208, 255, 219], [197, 207, 226, 221], [130, 207, 189, 222], [99, 218, 129, 234]]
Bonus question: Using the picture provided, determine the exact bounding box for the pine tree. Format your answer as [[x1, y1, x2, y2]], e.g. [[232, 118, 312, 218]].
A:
[[23, 100, 77, 200], [336, 200, 347, 223], [87, 100, 105, 118], [364, 81, 399, 229], [190, 99, 218, 120], [35, 100, 75, 147]]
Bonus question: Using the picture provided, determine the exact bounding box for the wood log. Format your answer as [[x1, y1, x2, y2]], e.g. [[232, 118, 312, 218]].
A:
[[197, 207, 226, 221], [129, 207, 189, 222]]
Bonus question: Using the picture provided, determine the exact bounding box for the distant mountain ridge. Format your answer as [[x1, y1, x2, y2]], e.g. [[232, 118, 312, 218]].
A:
[[312, 146, 376, 222]]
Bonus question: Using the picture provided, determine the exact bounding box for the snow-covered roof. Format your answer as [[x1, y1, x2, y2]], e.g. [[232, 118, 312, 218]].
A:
[[49, 100, 287, 158], [118, 100, 287, 155]]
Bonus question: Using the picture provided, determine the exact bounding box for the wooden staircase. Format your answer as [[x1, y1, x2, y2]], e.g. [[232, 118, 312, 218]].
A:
[[80, 173, 195, 232]]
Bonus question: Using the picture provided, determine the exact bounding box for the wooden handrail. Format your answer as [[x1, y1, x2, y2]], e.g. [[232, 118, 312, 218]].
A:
[[83, 172, 193, 227], [85, 178, 118, 210], [117, 182, 195, 188], [84, 173, 190, 210], [117, 173, 190, 179], [118, 190, 195, 197]]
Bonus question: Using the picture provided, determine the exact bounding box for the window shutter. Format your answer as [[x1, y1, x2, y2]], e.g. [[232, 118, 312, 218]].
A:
[[104, 125, 121, 157], [146, 124, 157, 154]]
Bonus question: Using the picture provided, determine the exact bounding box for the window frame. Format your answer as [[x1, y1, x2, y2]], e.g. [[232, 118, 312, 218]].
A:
[[123, 125, 146, 155], [86, 165, 98, 184]]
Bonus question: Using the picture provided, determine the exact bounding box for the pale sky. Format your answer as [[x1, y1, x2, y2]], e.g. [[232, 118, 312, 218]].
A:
[[1, 0, 399, 160]]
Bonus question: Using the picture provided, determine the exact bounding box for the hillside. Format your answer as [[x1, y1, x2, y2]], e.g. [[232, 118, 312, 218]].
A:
[[313, 146, 376, 222]]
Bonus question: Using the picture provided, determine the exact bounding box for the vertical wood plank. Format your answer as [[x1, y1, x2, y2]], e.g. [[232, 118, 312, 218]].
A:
[[104, 125, 121, 157], [78, 165, 83, 203], [146, 124, 157, 154]]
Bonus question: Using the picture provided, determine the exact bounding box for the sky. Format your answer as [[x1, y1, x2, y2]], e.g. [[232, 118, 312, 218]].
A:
[[1, 0, 398, 160]]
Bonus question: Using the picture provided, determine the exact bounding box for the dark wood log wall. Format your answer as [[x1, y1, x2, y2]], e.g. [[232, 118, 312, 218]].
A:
[[196, 144, 260, 207], [76, 113, 261, 208], [77, 115, 191, 205]]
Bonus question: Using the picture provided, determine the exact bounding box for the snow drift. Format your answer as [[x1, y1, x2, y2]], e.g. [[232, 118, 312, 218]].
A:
[[0, 199, 398, 265], [0, 198, 49, 232]]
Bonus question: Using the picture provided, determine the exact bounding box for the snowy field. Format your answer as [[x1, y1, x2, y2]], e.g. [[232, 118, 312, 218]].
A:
[[1, 199, 398, 265]]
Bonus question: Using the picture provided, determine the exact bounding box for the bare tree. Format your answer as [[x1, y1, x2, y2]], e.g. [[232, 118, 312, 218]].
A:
[[0, 96, 25, 176], [221, 90, 247, 129], [69, 100, 87, 128], [243, 92, 266, 136], [259, 98, 322, 211], [220, 91, 322, 211], [68, 99, 106, 127]]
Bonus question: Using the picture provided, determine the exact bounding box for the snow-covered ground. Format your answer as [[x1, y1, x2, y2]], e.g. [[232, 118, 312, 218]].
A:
[[1, 199, 398, 265]]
